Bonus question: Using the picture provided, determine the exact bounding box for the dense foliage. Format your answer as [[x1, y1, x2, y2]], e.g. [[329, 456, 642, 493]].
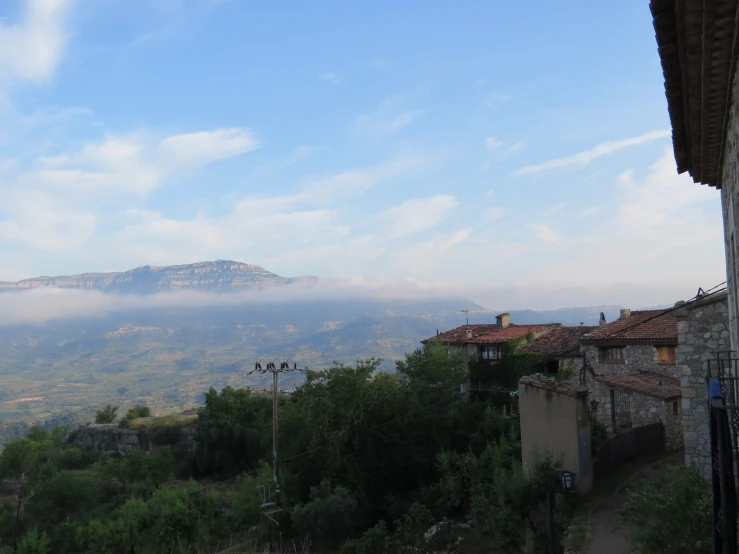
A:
[[0, 343, 574, 553], [619, 466, 712, 554]]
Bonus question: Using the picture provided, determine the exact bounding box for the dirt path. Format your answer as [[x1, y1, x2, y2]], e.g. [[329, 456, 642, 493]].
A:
[[583, 451, 684, 554]]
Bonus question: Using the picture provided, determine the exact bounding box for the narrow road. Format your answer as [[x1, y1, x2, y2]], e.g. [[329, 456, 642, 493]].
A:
[[586, 451, 684, 554]]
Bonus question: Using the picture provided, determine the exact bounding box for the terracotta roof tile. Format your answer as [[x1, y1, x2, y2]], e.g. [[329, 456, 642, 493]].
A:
[[519, 374, 589, 398], [594, 371, 681, 400], [581, 310, 677, 345], [519, 326, 598, 357], [422, 323, 558, 345]]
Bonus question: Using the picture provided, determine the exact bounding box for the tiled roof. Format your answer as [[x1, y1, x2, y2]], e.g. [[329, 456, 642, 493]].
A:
[[580, 310, 677, 345], [519, 326, 597, 357], [519, 374, 589, 398], [422, 323, 558, 345], [594, 371, 681, 401]]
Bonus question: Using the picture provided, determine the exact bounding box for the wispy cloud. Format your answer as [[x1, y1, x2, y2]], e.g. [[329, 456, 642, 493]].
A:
[[581, 205, 603, 218], [508, 141, 524, 152], [485, 137, 503, 149], [513, 129, 671, 176], [27, 127, 259, 195], [0, 0, 71, 88], [379, 195, 459, 238], [318, 72, 341, 83], [357, 97, 423, 136]]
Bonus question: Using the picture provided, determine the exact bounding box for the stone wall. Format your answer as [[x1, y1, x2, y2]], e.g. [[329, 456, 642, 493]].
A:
[[677, 291, 730, 479], [587, 344, 681, 380], [720, 60, 739, 355]]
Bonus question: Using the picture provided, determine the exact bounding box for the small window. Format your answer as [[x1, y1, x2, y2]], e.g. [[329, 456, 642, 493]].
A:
[[673, 401, 678, 414], [599, 347, 624, 363], [545, 360, 559, 375], [481, 346, 501, 360], [657, 346, 676, 365]]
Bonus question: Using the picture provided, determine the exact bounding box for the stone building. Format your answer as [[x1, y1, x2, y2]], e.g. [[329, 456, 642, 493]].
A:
[[651, 2, 739, 349], [578, 308, 683, 449], [675, 291, 731, 478], [421, 312, 558, 365], [519, 325, 597, 381]]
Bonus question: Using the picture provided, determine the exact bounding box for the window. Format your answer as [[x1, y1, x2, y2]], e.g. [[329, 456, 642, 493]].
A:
[[673, 401, 679, 415], [599, 347, 624, 363], [545, 360, 559, 374], [481, 346, 502, 361], [657, 346, 676, 364]]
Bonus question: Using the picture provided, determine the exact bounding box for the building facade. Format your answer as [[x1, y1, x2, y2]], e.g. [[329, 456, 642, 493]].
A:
[[422, 312, 558, 365], [578, 309, 684, 449]]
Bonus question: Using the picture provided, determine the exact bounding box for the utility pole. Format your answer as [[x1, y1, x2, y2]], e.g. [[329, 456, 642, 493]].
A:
[[272, 365, 280, 507], [461, 309, 469, 326], [250, 358, 303, 512]]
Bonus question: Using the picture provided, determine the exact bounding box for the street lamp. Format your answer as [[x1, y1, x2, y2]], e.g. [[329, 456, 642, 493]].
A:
[[560, 470, 576, 493], [590, 399, 599, 413]]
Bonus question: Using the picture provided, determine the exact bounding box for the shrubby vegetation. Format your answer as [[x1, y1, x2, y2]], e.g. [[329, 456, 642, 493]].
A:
[[619, 466, 712, 554], [0, 343, 574, 553]]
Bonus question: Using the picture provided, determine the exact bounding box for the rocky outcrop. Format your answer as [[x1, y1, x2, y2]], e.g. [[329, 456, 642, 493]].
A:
[[71, 423, 198, 456], [0, 260, 316, 294]]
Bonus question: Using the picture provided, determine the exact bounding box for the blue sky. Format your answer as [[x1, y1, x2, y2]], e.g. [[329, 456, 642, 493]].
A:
[[0, 0, 727, 308]]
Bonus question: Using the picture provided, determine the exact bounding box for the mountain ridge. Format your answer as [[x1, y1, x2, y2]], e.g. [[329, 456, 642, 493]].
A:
[[0, 260, 316, 294]]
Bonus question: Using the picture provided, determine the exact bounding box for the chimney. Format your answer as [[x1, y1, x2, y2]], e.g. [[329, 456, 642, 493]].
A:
[[465, 328, 473, 340], [599, 312, 606, 326], [620, 308, 631, 319], [436, 329, 439, 337], [496, 313, 511, 329]]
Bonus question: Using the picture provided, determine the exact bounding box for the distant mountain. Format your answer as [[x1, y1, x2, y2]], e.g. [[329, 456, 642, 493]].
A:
[[0, 260, 314, 294]]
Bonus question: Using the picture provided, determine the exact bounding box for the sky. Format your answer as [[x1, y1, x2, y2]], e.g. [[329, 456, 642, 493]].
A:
[[0, 0, 728, 309]]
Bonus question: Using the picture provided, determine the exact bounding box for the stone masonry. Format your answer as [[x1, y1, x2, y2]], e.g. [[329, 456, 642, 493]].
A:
[[676, 291, 730, 479]]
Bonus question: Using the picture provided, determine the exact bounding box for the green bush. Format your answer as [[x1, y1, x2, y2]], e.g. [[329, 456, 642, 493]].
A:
[[619, 466, 712, 554], [94, 405, 118, 425], [291, 480, 360, 547], [118, 406, 151, 429], [16, 528, 50, 554]]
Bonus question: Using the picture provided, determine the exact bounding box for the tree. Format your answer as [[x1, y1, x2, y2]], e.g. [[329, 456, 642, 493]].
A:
[[619, 466, 712, 554], [196, 387, 272, 477], [291, 480, 359, 547], [94, 405, 118, 425]]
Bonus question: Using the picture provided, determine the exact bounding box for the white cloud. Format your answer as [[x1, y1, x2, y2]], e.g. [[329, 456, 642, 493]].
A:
[[318, 73, 340, 83], [513, 130, 671, 176], [485, 137, 503, 149], [158, 128, 259, 168], [357, 97, 423, 136], [26, 128, 259, 195], [307, 157, 430, 199], [0, 190, 96, 250], [0, 0, 71, 87], [380, 195, 459, 238], [508, 141, 524, 152]]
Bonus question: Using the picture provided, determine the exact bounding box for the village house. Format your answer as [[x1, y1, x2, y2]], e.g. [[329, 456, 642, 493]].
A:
[[519, 325, 597, 380], [578, 308, 684, 449], [650, 1, 739, 474], [421, 312, 559, 366]]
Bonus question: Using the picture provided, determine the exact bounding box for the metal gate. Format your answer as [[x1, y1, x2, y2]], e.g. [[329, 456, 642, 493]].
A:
[[611, 388, 633, 433], [707, 353, 739, 554]]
